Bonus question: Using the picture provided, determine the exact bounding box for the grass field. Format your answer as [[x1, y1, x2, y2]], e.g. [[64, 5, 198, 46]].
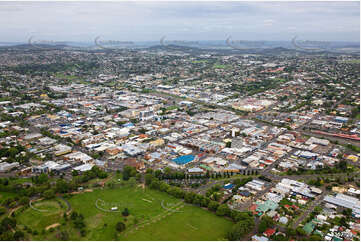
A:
[[0, 191, 18, 202], [192, 60, 208, 64], [16, 185, 232, 240], [213, 64, 229, 69], [341, 59, 360, 64], [17, 198, 68, 236]]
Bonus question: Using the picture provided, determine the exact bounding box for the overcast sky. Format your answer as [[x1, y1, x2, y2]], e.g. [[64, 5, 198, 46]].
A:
[[0, 1, 359, 42]]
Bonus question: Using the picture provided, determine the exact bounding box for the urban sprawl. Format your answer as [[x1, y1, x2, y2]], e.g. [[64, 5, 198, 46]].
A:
[[0, 45, 359, 241]]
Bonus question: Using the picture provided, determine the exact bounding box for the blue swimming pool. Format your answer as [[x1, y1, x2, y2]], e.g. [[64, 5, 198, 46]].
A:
[[172, 155, 195, 165]]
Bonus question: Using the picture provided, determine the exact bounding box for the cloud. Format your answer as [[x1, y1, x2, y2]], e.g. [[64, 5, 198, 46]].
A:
[[0, 1, 358, 42], [263, 19, 275, 26]]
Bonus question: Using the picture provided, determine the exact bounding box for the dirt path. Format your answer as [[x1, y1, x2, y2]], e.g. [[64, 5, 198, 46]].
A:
[[8, 205, 23, 217], [45, 223, 60, 231]]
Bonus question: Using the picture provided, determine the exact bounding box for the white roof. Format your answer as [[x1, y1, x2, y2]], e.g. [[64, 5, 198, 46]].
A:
[[188, 167, 203, 173], [73, 163, 94, 172]]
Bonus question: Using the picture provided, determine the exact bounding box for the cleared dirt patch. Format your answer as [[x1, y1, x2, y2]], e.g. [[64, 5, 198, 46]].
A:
[[45, 223, 60, 231]]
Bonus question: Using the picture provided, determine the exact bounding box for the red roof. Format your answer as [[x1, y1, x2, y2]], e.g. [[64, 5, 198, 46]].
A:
[[250, 204, 257, 211], [264, 228, 276, 237]]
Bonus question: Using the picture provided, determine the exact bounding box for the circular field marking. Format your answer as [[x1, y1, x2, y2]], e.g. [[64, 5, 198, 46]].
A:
[[95, 199, 124, 213], [29, 199, 63, 213], [160, 200, 184, 213]]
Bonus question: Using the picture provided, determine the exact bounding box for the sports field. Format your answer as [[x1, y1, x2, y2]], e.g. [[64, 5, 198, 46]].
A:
[[16, 185, 233, 240]]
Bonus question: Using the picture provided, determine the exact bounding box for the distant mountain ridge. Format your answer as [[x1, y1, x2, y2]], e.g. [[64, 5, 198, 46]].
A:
[[0, 41, 359, 56]]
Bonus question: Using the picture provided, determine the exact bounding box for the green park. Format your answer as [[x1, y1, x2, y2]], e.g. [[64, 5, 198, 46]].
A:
[[11, 183, 233, 240]]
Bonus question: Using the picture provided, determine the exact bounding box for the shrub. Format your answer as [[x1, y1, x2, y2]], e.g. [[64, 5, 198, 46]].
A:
[[115, 222, 126, 232], [122, 208, 129, 217]]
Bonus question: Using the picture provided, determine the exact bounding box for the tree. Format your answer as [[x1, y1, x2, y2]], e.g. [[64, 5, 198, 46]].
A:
[[13, 230, 24, 240], [58, 231, 69, 241], [55, 179, 70, 193], [342, 208, 352, 218], [184, 192, 196, 204], [259, 216, 274, 233], [72, 170, 79, 176], [286, 228, 297, 238], [123, 171, 130, 181], [128, 177, 137, 187], [273, 234, 287, 241], [216, 204, 230, 216], [145, 173, 153, 185], [0, 207, 6, 216], [36, 173, 49, 184], [1, 217, 16, 229], [296, 227, 307, 236], [115, 221, 126, 232], [135, 173, 142, 181], [200, 197, 210, 208], [122, 208, 129, 217], [338, 160, 347, 170], [123, 166, 137, 181], [154, 170, 162, 178], [227, 218, 255, 241], [309, 234, 322, 241], [208, 201, 219, 212], [149, 178, 160, 190], [19, 197, 29, 205], [159, 182, 170, 192], [70, 211, 79, 220], [43, 189, 55, 199]]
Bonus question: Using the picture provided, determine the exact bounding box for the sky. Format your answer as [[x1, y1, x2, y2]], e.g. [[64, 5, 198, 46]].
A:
[[0, 1, 360, 43]]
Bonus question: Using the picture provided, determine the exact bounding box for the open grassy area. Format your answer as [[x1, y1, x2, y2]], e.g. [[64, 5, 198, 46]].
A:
[[0, 191, 18, 202], [55, 73, 86, 83], [341, 59, 360, 64], [122, 203, 231, 241], [15, 185, 232, 240], [213, 64, 230, 69], [16, 198, 68, 236], [166, 105, 179, 111], [192, 60, 208, 64]]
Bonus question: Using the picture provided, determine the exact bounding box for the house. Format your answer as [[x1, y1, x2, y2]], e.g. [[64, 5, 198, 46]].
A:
[[263, 228, 276, 237], [252, 235, 269, 241], [123, 158, 145, 171], [24, 133, 42, 141]]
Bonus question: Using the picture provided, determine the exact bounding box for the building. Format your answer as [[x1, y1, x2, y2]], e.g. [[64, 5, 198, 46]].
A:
[[73, 163, 94, 172], [324, 193, 360, 217], [54, 144, 72, 156], [122, 144, 144, 157], [305, 137, 330, 146], [187, 167, 204, 174], [245, 179, 265, 191], [0, 162, 19, 172]]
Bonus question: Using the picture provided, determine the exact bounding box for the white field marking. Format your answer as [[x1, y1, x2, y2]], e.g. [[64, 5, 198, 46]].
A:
[[187, 223, 198, 230]]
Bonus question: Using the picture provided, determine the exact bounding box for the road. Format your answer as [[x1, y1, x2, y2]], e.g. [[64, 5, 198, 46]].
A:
[[292, 188, 328, 229]]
